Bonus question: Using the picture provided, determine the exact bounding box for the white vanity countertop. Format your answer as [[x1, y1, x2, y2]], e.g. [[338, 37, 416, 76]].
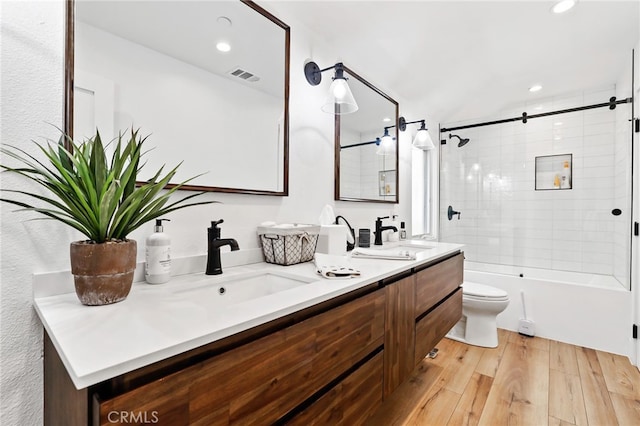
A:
[[34, 240, 464, 389]]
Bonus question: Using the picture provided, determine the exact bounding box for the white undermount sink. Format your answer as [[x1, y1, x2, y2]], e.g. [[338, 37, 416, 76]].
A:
[[173, 270, 316, 306]]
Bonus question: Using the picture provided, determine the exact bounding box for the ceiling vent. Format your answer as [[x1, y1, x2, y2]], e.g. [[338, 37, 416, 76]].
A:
[[227, 67, 260, 83]]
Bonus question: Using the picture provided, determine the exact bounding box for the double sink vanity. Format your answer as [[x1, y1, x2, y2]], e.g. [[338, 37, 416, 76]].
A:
[[38, 240, 463, 425], [51, 1, 465, 422]]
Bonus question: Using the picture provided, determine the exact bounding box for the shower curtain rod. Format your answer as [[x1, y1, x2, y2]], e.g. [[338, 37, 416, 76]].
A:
[[340, 137, 397, 150], [341, 141, 377, 149], [440, 96, 633, 132]]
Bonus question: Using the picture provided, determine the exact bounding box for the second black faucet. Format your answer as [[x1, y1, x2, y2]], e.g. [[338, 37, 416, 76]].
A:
[[374, 216, 398, 246]]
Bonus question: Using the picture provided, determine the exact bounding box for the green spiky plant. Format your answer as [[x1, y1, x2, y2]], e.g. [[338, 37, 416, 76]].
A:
[[0, 129, 215, 243]]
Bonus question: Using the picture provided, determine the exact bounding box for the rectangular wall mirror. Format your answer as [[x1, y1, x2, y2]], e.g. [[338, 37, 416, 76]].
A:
[[335, 66, 399, 203], [66, 0, 290, 195]]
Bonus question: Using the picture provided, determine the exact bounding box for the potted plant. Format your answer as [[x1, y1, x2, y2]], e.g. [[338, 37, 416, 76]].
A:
[[1, 129, 215, 306]]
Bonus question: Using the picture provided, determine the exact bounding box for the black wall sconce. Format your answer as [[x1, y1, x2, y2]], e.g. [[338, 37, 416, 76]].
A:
[[399, 116, 435, 150], [304, 61, 358, 114]]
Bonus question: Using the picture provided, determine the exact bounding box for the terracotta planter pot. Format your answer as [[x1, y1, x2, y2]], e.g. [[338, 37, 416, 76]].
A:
[[70, 239, 137, 306]]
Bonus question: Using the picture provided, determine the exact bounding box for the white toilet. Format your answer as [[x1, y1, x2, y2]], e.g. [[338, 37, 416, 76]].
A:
[[446, 282, 509, 348]]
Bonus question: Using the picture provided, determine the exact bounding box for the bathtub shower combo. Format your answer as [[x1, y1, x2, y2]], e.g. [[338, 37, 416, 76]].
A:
[[439, 87, 634, 352]]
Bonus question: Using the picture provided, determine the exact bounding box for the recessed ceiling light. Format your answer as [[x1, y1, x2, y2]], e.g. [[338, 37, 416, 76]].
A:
[[529, 84, 543, 93], [216, 41, 231, 53], [552, 0, 577, 14], [554, 121, 563, 126], [382, 117, 391, 122]]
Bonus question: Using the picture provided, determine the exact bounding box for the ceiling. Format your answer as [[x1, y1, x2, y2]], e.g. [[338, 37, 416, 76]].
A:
[[269, 0, 639, 125]]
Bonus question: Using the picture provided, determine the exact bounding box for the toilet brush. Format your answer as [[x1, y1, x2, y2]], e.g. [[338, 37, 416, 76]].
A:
[[518, 290, 536, 337]]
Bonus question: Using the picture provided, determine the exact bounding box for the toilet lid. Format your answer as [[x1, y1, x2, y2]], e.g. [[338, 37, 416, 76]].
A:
[[462, 281, 508, 299]]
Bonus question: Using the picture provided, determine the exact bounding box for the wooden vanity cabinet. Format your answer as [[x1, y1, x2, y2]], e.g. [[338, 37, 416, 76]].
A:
[[44, 251, 463, 425], [414, 253, 464, 363], [382, 252, 463, 397], [93, 289, 385, 425]]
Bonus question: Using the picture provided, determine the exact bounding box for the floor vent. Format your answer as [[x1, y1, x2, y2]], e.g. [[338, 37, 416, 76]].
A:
[[227, 67, 260, 83]]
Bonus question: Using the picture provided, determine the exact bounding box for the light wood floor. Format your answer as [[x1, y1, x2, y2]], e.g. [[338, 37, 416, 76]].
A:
[[368, 329, 640, 426]]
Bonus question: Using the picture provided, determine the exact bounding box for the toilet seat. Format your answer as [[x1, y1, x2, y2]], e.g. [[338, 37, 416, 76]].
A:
[[462, 282, 508, 300]]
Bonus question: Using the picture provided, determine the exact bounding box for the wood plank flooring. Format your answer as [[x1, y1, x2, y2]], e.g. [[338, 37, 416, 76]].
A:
[[368, 330, 640, 426]]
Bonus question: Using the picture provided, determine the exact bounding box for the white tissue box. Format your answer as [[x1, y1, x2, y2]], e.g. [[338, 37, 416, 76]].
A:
[[316, 224, 347, 256]]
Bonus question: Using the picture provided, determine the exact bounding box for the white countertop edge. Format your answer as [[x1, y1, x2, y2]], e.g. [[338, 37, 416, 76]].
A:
[[34, 241, 464, 390]]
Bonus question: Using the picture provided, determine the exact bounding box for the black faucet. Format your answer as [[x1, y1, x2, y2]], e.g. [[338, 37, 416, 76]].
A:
[[206, 220, 239, 275], [374, 216, 398, 246]]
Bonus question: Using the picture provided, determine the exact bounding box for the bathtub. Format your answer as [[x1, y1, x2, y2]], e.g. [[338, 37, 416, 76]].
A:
[[463, 261, 632, 359]]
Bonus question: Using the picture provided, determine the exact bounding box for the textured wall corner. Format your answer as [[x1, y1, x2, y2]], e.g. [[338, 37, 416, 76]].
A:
[[1, 2, 65, 424]]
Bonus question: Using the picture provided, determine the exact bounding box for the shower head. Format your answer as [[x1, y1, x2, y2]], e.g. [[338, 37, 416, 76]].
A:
[[449, 133, 470, 147]]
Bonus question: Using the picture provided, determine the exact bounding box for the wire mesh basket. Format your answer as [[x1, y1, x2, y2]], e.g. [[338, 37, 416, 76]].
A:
[[258, 225, 320, 266]]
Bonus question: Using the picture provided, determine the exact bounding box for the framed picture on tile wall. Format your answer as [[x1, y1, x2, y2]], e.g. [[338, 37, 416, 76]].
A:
[[379, 170, 396, 196], [535, 154, 572, 190]]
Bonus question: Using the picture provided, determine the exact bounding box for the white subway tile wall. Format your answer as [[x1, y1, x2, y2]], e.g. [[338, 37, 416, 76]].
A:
[[440, 87, 632, 287]]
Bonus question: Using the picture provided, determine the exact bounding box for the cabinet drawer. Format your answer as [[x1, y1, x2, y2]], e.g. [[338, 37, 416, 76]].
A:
[[414, 288, 462, 365], [95, 289, 385, 426], [287, 351, 384, 425], [415, 253, 463, 317]]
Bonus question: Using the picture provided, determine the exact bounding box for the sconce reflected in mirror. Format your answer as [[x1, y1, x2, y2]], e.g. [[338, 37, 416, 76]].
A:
[[304, 61, 358, 114], [376, 126, 396, 155], [399, 116, 435, 150], [340, 125, 396, 155]]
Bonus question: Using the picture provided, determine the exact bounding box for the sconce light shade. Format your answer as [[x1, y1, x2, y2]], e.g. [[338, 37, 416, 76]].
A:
[[305, 61, 358, 115], [399, 116, 435, 150], [413, 126, 435, 150], [376, 128, 395, 155], [322, 78, 359, 114]]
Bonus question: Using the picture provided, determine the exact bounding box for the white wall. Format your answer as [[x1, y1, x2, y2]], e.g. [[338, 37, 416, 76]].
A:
[[0, 2, 415, 424], [1, 2, 65, 424]]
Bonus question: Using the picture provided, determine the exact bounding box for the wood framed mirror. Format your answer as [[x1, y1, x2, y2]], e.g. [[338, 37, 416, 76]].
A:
[[335, 66, 399, 203], [65, 0, 290, 195]]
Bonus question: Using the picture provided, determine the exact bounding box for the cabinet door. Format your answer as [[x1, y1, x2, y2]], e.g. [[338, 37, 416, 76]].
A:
[[95, 290, 385, 426], [414, 288, 463, 365], [415, 253, 463, 317], [287, 351, 384, 425], [383, 275, 415, 397]]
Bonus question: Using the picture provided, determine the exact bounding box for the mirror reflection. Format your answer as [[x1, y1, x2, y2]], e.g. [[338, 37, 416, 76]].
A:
[[71, 0, 289, 195], [336, 67, 399, 202]]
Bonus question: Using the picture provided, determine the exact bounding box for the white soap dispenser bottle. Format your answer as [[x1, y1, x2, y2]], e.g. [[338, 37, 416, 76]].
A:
[[145, 218, 171, 284]]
